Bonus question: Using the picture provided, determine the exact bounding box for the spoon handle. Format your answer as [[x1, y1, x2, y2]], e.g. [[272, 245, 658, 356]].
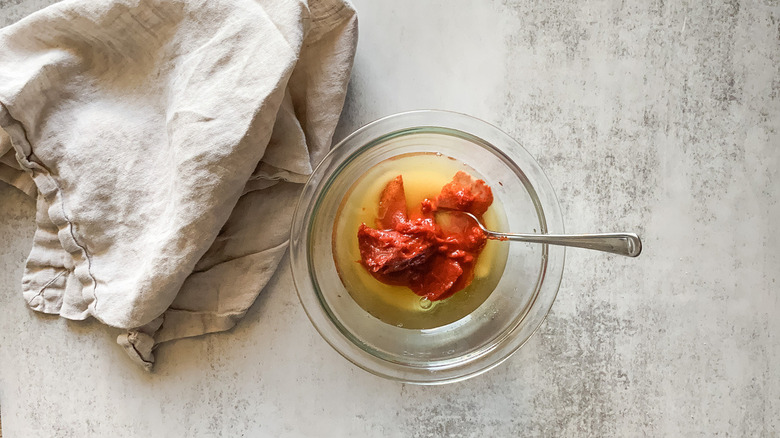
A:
[[486, 231, 642, 257]]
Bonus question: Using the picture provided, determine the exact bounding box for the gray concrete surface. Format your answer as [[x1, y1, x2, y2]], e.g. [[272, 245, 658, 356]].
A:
[[1, 0, 778, 436]]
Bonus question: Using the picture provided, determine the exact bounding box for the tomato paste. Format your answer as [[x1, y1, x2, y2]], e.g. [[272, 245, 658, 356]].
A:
[[357, 171, 494, 301]]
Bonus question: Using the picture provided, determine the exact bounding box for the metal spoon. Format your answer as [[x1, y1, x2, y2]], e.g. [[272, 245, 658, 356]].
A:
[[439, 210, 642, 257]]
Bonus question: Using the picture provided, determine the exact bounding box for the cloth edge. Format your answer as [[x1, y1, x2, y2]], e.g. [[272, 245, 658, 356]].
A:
[[0, 103, 100, 322]]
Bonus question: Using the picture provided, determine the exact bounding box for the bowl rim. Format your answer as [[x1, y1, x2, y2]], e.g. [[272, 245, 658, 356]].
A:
[[290, 109, 565, 384]]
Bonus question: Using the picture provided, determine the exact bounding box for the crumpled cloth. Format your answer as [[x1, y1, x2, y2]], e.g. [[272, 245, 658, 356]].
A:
[[0, 0, 357, 370]]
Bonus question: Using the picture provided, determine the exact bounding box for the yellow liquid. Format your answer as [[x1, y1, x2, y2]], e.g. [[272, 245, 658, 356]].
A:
[[332, 152, 509, 329]]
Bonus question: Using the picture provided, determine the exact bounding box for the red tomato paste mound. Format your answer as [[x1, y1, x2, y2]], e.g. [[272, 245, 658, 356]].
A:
[[357, 171, 494, 301]]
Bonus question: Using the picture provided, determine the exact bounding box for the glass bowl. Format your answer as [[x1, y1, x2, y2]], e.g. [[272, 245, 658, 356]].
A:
[[290, 110, 565, 384]]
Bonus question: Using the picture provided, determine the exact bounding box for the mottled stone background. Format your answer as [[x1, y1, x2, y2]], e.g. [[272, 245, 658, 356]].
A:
[[1, 0, 778, 436]]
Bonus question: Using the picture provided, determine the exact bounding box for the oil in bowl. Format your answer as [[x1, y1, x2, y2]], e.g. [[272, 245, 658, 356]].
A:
[[332, 152, 509, 329]]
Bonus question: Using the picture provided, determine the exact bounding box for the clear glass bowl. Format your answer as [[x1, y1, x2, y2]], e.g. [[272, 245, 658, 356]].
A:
[[290, 110, 565, 384]]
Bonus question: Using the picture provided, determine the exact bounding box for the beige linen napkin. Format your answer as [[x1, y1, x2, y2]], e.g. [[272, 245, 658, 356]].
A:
[[0, 0, 357, 370]]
